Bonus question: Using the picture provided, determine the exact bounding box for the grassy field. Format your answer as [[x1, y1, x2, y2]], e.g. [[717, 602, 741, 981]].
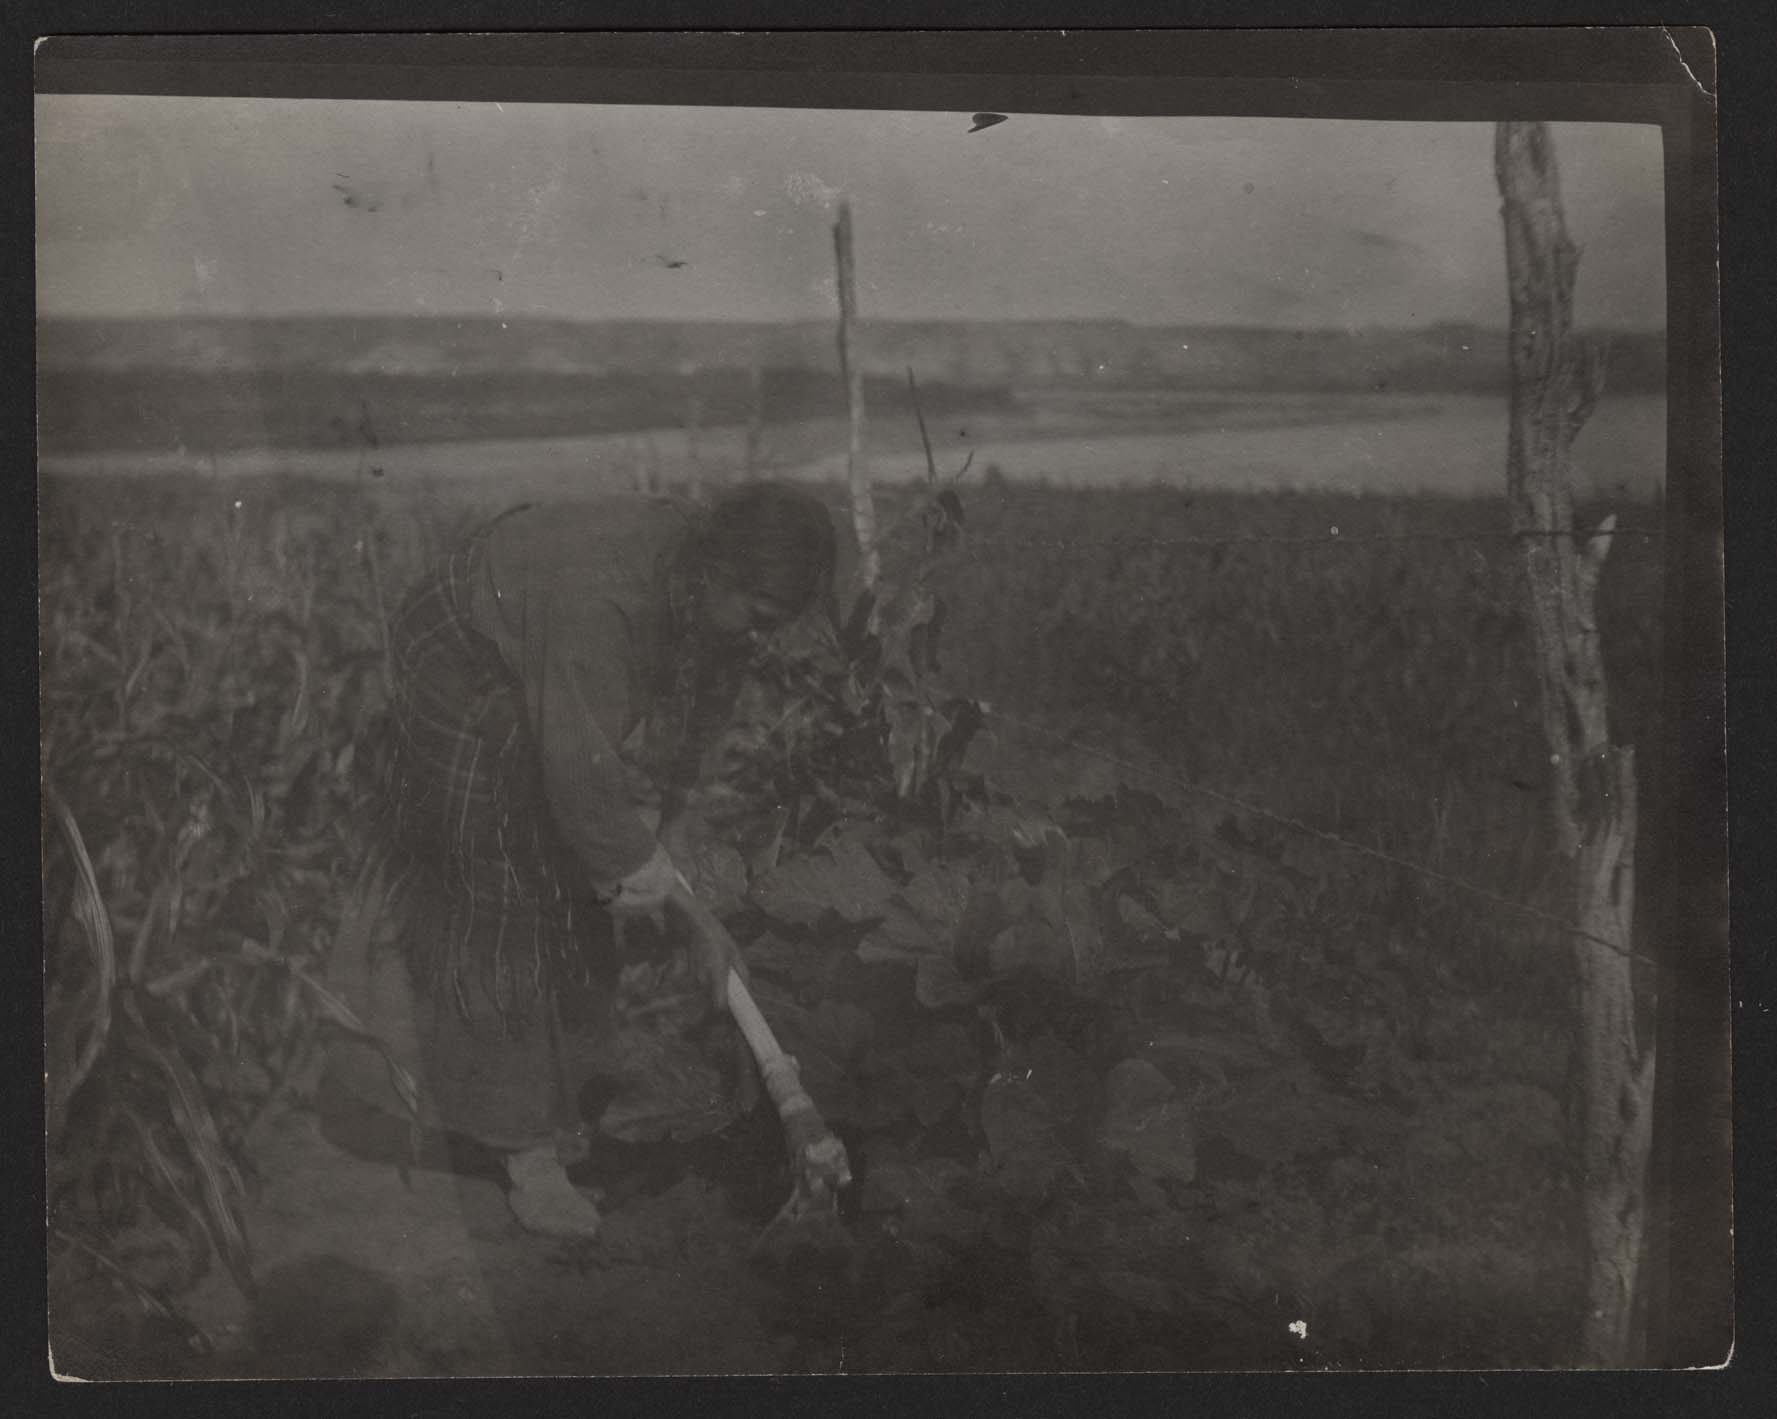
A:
[[40, 463, 1665, 1373]]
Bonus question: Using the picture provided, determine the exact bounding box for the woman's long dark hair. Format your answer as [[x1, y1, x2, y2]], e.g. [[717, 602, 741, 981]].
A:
[[687, 481, 838, 622]]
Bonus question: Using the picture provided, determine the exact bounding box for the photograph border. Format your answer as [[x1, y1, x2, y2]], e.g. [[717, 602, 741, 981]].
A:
[[14, 18, 1753, 1411]]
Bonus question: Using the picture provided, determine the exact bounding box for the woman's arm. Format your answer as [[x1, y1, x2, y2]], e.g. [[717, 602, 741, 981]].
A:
[[523, 594, 659, 890]]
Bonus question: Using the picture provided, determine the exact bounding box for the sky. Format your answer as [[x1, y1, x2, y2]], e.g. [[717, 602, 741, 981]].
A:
[[35, 95, 1667, 329]]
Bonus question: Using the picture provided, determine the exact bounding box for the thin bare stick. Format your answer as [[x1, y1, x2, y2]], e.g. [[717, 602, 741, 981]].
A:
[[907, 366, 939, 486]]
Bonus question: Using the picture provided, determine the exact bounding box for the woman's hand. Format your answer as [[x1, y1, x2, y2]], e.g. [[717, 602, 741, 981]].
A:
[[610, 843, 679, 915], [657, 813, 698, 872]]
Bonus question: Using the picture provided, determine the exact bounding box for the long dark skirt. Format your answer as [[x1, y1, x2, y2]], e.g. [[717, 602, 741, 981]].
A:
[[378, 523, 618, 1150]]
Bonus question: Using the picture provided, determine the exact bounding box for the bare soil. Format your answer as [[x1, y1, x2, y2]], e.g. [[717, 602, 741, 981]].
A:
[[158, 1087, 806, 1379]]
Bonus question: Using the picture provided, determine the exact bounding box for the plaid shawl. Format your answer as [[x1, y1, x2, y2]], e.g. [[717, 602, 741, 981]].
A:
[[380, 500, 747, 1033], [383, 512, 592, 1028]]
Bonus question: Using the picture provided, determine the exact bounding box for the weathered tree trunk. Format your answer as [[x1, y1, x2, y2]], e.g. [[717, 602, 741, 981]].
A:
[[1495, 120, 1654, 1367], [833, 199, 879, 592]]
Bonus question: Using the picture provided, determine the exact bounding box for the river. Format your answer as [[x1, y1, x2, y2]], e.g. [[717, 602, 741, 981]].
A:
[[38, 392, 1666, 503]]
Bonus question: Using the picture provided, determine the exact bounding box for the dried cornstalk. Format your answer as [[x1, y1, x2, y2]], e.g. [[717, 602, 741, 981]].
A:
[[1496, 120, 1653, 1367], [45, 789, 116, 1140]]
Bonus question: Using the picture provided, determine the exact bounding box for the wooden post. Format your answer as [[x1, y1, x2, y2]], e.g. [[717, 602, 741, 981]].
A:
[[834, 198, 879, 592], [1495, 120, 1653, 1367]]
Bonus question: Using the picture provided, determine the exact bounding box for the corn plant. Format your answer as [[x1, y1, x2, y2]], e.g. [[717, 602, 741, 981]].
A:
[[42, 481, 420, 1348]]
